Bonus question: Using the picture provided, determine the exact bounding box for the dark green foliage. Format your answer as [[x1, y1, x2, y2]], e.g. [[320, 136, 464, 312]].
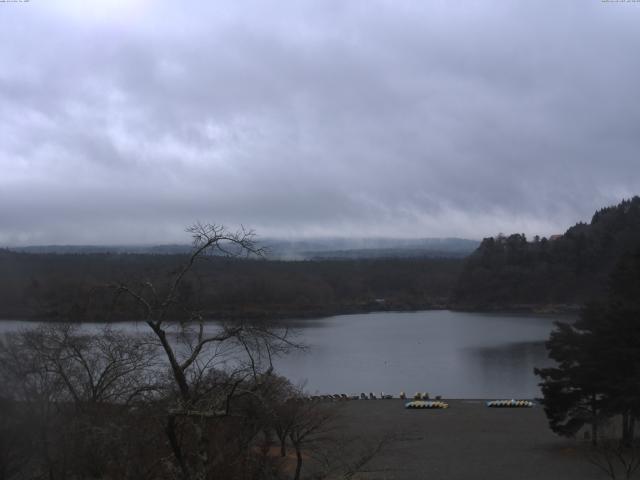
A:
[[0, 252, 462, 322], [536, 249, 640, 444], [455, 197, 640, 308], [534, 315, 606, 441]]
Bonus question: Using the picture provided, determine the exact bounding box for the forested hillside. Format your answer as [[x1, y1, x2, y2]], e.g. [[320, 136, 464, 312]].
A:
[[0, 251, 462, 321], [3, 198, 639, 321], [453, 197, 640, 309]]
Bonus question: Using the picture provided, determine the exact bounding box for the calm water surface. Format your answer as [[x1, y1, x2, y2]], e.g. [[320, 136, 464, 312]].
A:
[[274, 310, 565, 398], [0, 310, 567, 398]]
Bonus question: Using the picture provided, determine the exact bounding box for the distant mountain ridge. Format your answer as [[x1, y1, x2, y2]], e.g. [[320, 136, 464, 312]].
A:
[[10, 237, 479, 260], [454, 196, 640, 309], [9, 244, 193, 255]]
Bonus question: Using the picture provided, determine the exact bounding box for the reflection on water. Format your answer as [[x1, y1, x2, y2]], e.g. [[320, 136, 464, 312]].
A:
[[0, 310, 568, 398], [273, 311, 565, 398], [464, 341, 553, 399]]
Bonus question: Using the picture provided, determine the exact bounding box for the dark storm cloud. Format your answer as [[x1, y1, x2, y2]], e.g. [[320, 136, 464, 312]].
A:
[[1, 0, 639, 244]]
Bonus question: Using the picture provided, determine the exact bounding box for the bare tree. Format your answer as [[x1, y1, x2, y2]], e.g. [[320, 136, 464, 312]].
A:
[[109, 223, 297, 480], [0, 323, 161, 480], [0, 397, 33, 480], [585, 421, 640, 480], [286, 401, 338, 480], [314, 434, 394, 480], [6, 324, 157, 406]]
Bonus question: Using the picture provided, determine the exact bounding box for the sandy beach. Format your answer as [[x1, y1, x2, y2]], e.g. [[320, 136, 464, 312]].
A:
[[332, 399, 606, 480]]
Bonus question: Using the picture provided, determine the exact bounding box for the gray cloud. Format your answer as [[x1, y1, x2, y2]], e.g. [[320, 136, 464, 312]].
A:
[[1, 0, 639, 245]]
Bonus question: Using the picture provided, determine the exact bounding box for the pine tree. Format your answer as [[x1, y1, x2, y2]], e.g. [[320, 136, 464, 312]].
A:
[[536, 249, 640, 445]]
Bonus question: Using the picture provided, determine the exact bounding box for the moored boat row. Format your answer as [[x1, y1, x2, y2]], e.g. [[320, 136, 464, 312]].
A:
[[486, 399, 534, 408], [405, 400, 449, 409]]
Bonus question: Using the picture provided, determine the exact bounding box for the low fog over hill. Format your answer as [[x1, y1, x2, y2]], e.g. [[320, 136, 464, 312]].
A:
[[10, 237, 479, 260]]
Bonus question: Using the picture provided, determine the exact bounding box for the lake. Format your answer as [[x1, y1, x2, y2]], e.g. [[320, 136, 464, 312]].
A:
[[274, 310, 565, 399], [0, 310, 567, 399]]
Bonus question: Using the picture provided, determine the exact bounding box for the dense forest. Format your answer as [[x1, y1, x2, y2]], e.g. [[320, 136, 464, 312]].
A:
[[454, 197, 640, 310], [0, 251, 462, 321], [2, 197, 639, 322]]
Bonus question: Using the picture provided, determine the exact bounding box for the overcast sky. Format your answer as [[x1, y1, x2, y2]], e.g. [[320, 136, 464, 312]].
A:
[[1, 0, 639, 245]]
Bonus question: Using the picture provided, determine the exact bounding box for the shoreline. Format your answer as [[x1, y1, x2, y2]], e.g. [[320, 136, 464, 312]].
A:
[[0, 302, 581, 323], [330, 399, 599, 479]]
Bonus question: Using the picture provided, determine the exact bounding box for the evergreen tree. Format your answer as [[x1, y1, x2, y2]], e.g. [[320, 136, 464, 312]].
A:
[[456, 196, 640, 308], [534, 315, 607, 444], [536, 249, 640, 445]]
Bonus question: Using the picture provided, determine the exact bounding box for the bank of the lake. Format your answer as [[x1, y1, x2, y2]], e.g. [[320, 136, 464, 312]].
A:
[[332, 399, 601, 479], [202, 301, 581, 322], [0, 297, 581, 324]]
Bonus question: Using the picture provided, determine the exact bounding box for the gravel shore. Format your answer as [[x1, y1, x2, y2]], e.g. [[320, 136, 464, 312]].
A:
[[334, 399, 605, 479]]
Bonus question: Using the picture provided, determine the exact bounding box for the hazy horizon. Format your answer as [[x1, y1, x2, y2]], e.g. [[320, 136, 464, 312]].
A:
[[5, 235, 480, 251]]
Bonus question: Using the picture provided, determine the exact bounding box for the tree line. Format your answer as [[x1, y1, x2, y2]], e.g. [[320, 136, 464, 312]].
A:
[[454, 196, 640, 309], [0, 250, 462, 322]]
